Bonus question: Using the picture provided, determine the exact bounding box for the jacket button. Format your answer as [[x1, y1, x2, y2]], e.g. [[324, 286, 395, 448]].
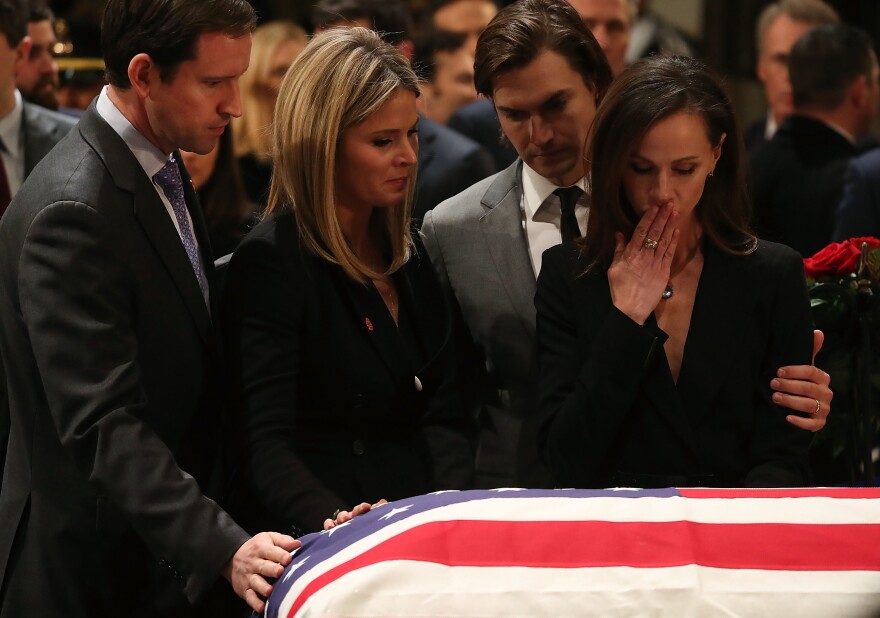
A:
[[352, 439, 366, 456], [414, 376, 423, 392]]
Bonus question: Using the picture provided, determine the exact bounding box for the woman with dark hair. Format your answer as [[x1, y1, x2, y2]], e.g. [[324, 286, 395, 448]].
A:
[[180, 128, 257, 256], [222, 28, 473, 536], [536, 55, 813, 489]]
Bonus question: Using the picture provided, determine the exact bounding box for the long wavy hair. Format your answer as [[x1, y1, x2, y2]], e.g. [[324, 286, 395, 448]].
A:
[[265, 27, 419, 283]]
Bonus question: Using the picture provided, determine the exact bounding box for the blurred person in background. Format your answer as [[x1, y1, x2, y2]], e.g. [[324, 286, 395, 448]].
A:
[[16, 4, 59, 110], [745, 0, 839, 155], [625, 0, 697, 64], [568, 0, 634, 78], [750, 23, 879, 257], [431, 0, 497, 57], [233, 20, 306, 206], [412, 29, 478, 125], [181, 128, 257, 257]]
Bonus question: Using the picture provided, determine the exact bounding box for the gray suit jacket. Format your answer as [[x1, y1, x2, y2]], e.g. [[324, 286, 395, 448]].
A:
[[0, 102, 76, 494], [421, 160, 553, 488]]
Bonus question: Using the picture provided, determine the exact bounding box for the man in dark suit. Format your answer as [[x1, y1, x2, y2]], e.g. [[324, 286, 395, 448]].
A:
[[423, 0, 835, 490], [833, 147, 880, 240], [0, 1, 297, 616], [745, 0, 839, 157], [750, 23, 879, 258]]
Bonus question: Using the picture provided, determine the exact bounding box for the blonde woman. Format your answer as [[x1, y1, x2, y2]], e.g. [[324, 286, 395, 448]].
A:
[[223, 28, 474, 536], [233, 20, 307, 204]]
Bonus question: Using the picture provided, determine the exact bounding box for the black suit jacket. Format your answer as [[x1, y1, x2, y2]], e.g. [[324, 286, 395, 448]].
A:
[[750, 115, 858, 256], [535, 241, 813, 489], [0, 104, 248, 617], [222, 211, 474, 535], [447, 98, 518, 172], [413, 115, 495, 222]]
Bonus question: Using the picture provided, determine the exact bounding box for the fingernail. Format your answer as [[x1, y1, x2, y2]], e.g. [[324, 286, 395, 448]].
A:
[[772, 392, 782, 402], [770, 378, 780, 388], [777, 368, 787, 377]]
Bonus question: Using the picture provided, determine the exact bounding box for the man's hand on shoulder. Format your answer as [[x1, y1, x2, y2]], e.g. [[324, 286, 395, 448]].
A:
[[223, 531, 300, 613], [772, 330, 832, 432]]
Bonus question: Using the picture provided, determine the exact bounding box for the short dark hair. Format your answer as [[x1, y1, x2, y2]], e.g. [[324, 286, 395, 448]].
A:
[[790, 23, 875, 112], [585, 55, 754, 271], [473, 0, 612, 101], [312, 0, 410, 46], [101, 0, 256, 88], [28, 2, 53, 24], [412, 29, 468, 82], [0, 0, 28, 47]]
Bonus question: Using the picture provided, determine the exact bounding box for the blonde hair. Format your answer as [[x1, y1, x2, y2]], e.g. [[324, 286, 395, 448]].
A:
[[266, 27, 419, 283], [232, 20, 308, 160]]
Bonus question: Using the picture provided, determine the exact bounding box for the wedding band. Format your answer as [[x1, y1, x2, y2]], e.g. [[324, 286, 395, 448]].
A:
[[814, 399, 821, 415], [643, 237, 658, 250]]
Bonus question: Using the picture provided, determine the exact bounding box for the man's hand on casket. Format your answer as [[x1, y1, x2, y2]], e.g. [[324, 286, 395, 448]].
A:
[[224, 531, 300, 612], [324, 499, 388, 531]]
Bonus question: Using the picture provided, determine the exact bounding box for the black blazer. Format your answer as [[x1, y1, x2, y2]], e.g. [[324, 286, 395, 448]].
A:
[[750, 115, 858, 257], [0, 105, 248, 616], [535, 240, 813, 489], [222, 211, 474, 535]]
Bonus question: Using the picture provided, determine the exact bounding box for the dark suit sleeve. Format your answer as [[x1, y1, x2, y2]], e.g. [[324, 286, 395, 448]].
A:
[[745, 248, 813, 487], [224, 236, 345, 532], [18, 201, 248, 603], [535, 248, 666, 487], [833, 158, 880, 241]]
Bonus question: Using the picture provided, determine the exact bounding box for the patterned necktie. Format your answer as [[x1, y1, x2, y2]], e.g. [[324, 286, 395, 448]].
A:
[[153, 157, 208, 300], [0, 139, 12, 219], [554, 186, 584, 242]]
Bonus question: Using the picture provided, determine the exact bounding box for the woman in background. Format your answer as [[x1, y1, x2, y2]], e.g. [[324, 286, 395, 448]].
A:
[[180, 128, 256, 256], [223, 28, 474, 536], [233, 20, 308, 205], [537, 56, 813, 489]]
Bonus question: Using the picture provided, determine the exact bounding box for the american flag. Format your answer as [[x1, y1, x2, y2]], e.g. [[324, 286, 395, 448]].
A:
[[263, 487, 880, 618]]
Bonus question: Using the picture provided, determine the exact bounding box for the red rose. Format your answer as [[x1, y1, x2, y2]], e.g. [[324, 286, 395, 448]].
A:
[[804, 241, 862, 279], [804, 237, 880, 279]]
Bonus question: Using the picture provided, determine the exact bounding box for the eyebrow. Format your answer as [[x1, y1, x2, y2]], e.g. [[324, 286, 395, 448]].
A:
[[495, 89, 570, 114], [367, 120, 420, 135], [630, 154, 701, 164]]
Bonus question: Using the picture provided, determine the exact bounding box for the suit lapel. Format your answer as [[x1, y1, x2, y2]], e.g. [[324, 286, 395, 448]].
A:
[[676, 244, 756, 428], [77, 106, 212, 343], [480, 160, 538, 335]]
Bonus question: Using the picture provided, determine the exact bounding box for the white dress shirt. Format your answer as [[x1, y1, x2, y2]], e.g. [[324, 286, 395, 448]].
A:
[[521, 162, 589, 276], [96, 87, 202, 259]]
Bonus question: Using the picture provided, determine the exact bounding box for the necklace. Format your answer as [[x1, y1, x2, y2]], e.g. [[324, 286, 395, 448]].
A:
[[374, 278, 399, 317], [661, 242, 701, 301]]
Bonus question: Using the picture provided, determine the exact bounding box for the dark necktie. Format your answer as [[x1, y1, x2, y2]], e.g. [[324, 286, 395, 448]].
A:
[[554, 186, 583, 242], [153, 157, 208, 301], [0, 141, 12, 219]]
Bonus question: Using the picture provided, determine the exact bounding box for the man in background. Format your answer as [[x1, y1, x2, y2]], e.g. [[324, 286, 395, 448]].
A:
[[745, 0, 839, 155], [15, 4, 58, 111], [431, 0, 497, 56], [751, 23, 879, 257], [413, 29, 479, 125]]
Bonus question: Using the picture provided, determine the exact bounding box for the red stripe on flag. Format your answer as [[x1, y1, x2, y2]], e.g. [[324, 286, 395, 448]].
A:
[[678, 488, 880, 499], [287, 520, 880, 617]]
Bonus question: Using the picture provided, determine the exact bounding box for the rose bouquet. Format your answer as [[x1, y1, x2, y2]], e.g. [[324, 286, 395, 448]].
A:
[[804, 237, 880, 485]]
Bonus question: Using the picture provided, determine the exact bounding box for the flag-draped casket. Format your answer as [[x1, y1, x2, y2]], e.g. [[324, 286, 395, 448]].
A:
[[263, 487, 880, 617]]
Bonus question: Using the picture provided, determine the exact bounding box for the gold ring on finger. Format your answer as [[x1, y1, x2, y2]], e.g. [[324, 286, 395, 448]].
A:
[[814, 399, 821, 415], [643, 237, 659, 250]]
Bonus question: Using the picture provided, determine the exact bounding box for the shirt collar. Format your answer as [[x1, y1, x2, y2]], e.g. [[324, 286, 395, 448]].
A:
[[521, 161, 588, 221], [0, 90, 24, 157], [96, 85, 171, 178]]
